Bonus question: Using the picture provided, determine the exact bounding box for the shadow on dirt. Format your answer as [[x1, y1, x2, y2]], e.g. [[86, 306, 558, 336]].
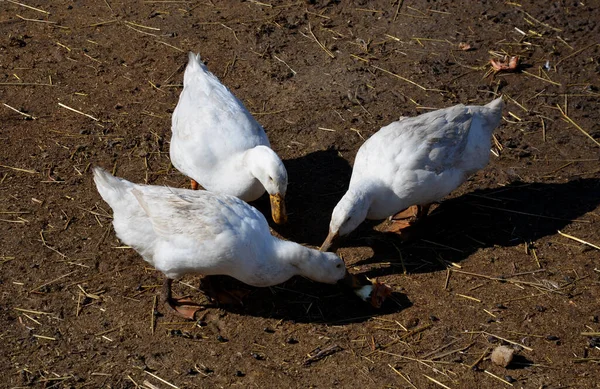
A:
[[197, 274, 412, 324], [341, 178, 600, 278], [253, 148, 353, 245]]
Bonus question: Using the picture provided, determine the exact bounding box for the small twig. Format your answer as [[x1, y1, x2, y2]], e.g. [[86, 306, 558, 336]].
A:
[[58, 103, 99, 121], [423, 374, 451, 389], [144, 371, 180, 389], [557, 230, 600, 250], [393, 0, 405, 22], [484, 370, 514, 386], [151, 295, 157, 334], [0, 164, 38, 174], [273, 55, 297, 75], [556, 43, 599, 66], [16, 14, 56, 23], [7, 0, 50, 14], [3, 103, 36, 119], [307, 23, 335, 58], [30, 271, 77, 293], [521, 70, 561, 86], [388, 364, 417, 389], [556, 105, 600, 147], [473, 331, 533, 351], [474, 204, 589, 223], [456, 294, 481, 303], [303, 345, 343, 365]]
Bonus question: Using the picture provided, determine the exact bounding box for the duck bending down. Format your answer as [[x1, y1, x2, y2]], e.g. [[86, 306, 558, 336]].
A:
[[93, 168, 390, 318], [321, 97, 504, 251], [170, 52, 288, 225]]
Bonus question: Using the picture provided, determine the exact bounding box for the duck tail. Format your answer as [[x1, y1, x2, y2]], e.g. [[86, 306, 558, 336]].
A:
[[93, 167, 135, 211], [184, 52, 209, 88], [481, 96, 504, 132]]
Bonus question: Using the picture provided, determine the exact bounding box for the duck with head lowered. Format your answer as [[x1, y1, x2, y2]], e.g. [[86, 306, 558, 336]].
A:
[[321, 97, 504, 251], [93, 168, 389, 319], [170, 52, 288, 225]]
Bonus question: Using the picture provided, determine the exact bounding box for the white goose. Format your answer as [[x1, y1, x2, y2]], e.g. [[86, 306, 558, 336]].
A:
[[321, 97, 504, 250], [93, 168, 389, 318], [170, 52, 288, 224]]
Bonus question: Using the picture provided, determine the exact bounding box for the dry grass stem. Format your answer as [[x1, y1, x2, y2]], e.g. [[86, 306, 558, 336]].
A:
[[484, 370, 514, 386], [14, 307, 54, 315], [456, 294, 481, 303], [0, 164, 38, 174], [423, 374, 451, 389], [273, 55, 297, 75], [3, 103, 36, 119], [16, 14, 56, 24], [124, 21, 160, 30], [144, 371, 180, 389], [157, 40, 184, 52], [475, 331, 533, 351], [557, 230, 600, 250], [7, 0, 50, 14], [388, 364, 417, 389], [556, 43, 599, 66], [30, 270, 77, 293], [474, 204, 589, 223], [556, 105, 600, 147], [58, 103, 99, 121], [521, 70, 561, 86], [306, 23, 335, 58]]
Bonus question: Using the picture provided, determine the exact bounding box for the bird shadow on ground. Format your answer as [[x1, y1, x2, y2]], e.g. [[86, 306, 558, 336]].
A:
[[339, 178, 600, 278], [196, 274, 412, 324], [252, 148, 353, 245]]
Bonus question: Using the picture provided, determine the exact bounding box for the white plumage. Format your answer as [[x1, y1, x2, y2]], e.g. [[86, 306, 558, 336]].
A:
[[170, 52, 288, 224], [321, 97, 504, 250], [93, 167, 343, 286]]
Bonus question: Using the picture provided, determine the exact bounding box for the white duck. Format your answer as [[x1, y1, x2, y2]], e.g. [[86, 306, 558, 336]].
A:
[[321, 97, 504, 251], [170, 52, 288, 225], [93, 168, 388, 318]]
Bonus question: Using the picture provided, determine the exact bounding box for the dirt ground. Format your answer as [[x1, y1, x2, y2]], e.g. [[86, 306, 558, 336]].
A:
[[1, 0, 600, 388]]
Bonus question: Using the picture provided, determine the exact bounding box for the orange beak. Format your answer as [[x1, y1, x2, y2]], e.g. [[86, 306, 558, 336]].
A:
[[320, 229, 339, 252], [269, 193, 287, 225]]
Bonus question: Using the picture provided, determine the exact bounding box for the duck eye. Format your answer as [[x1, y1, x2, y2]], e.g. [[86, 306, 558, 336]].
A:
[[336, 264, 342, 268]]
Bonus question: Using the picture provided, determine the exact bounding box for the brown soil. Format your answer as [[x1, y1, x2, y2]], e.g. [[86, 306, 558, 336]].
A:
[[2, 1, 600, 388]]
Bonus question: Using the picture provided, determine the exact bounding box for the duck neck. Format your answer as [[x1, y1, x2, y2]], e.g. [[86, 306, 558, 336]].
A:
[[271, 239, 320, 279]]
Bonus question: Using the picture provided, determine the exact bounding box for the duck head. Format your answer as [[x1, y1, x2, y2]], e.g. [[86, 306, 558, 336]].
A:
[[289, 247, 346, 284], [247, 145, 288, 225], [320, 189, 370, 251]]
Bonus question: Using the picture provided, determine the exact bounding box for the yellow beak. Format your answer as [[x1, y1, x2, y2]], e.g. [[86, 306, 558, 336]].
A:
[[319, 229, 339, 252], [269, 193, 287, 225]]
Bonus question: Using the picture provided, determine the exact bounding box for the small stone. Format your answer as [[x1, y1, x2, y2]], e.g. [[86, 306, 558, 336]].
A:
[[263, 327, 275, 333], [429, 315, 439, 322], [491, 345, 515, 367], [286, 337, 298, 344], [217, 335, 228, 342], [504, 375, 516, 383], [535, 305, 546, 312], [546, 335, 559, 341], [496, 304, 507, 309], [590, 316, 598, 323], [588, 337, 600, 348], [251, 353, 264, 360], [235, 370, 245, 377]]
